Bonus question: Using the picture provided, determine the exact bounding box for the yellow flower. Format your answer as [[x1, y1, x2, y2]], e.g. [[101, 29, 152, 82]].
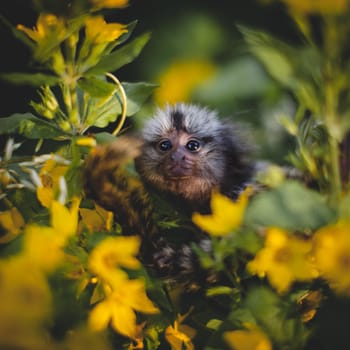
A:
[[248, 228, 318, 293], [0, 258, 52, 349], [36, 157, 68, 208], [192, 187, 251, 236], [312, 221, 350, 295], [154, 59, 216, 106], [0, 207, 25, 243], [89, 236, 141, 287], [76, 137, 97, 148], [17, 13, 66, 68], [61, 327, 113, 350], [88, 278, 158, 339], [281, 0, 349, 15], [90, 0, 129, 9], [165, 312, 196, 350], [85, 16, 128, 44], [23, 199, 79, 272], [17, 14, 66, 43], [51, 198, 80, 238], [0, 257, 52, 322], [79, 204, 113, 232], [24, 225, 66, 272], [224, 328, 272, 350]]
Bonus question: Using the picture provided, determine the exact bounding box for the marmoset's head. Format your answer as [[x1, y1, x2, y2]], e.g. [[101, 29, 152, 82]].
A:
[[135, 103, 253, 207]]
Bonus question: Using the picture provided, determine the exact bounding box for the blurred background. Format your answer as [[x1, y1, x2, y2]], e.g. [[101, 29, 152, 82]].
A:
[[0, 0, 301, 162]]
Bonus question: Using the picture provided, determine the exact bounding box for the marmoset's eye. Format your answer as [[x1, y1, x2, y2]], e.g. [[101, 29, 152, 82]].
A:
[[158, 139, 172, 151], [186, 140, 200, 152]]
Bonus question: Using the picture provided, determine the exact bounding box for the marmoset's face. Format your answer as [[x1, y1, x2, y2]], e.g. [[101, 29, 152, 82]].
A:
[[156, 130, 203, 179], [135, 106, 227, 202]]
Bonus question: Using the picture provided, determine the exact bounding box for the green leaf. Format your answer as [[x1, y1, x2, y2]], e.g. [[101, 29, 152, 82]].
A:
[[206, 319, 223, 330], [86, 32, 151, 75], [206, 286, 234, 297], [240, 25, 323, 114], [94, 132, 118, 144], [239, 26, 294, 87], [0, 113, 67, 139], [123, 81, 158, 116], [244, 287, 308, 349], [86, 81, 157, 129], [83, 96, 119, 128], [245, 181, 335, 231], [65, 140, 84, 199], [0, 72, 60, 86], [0, 14, 34, 49], [78, 76, 117, 98], [90, 281, 105, 305]]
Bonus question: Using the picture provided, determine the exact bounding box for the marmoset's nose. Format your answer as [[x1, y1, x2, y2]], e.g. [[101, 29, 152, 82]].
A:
[[170, 148, 186, 162]]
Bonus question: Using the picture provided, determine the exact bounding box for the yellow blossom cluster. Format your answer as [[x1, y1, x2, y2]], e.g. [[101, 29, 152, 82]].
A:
[[36, 157, 68, 208], [17, 14, 66, 45], [0, 198, 79, 349], [225, 326, 272, 350], [90, 0, 129, 9], [280, 0, 350, 15], [247, 227, 318, 293], [194, 189, 350, 296], [154, 59, 216, 106], [87, 236, 159, 340], [192, 187, 252, 236], [312, 221, 350, 294], [248, 222, 350, 295], [165, 310, 196, 350], [85, 16, 128, 44]]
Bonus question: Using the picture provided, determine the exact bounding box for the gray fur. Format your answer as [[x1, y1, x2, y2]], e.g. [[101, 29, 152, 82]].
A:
[[135, 103, 254, 212]]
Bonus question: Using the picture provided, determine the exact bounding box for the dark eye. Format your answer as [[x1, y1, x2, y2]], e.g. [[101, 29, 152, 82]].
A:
[[186, 140, 200, 152], [158, 139, 172, 152]]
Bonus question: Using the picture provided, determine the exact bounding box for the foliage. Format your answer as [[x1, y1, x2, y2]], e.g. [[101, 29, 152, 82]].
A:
[[2, 0, 350, 349]]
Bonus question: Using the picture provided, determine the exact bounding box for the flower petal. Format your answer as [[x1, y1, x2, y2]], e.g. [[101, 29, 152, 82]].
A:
[[111, 303, 137, 339], [89, 300, 112, 331]]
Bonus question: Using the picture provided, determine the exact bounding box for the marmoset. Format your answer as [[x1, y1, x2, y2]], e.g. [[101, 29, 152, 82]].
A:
[[84, 103, 255, 287]]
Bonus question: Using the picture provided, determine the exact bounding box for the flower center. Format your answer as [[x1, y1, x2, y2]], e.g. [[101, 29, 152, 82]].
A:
[[274, 247, 291, 263]]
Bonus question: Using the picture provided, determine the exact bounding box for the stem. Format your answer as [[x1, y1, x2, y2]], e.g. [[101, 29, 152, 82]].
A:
[[325, 88, 342, 204], [0, 156, 34, 167], [105, 72, 128, 136], [329, 135, 342, 203], [69, 80, 80, 128], [65, 35, 80, 130], [323, 19, 342, 205]]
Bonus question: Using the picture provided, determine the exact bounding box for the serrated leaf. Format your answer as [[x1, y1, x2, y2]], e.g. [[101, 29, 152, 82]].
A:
[[0, 72, 60, 86], [78, 76, 117, 98], [245, 181, 334, 230], [86, 32, 151, 75], [0, 113, 67, 139]]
